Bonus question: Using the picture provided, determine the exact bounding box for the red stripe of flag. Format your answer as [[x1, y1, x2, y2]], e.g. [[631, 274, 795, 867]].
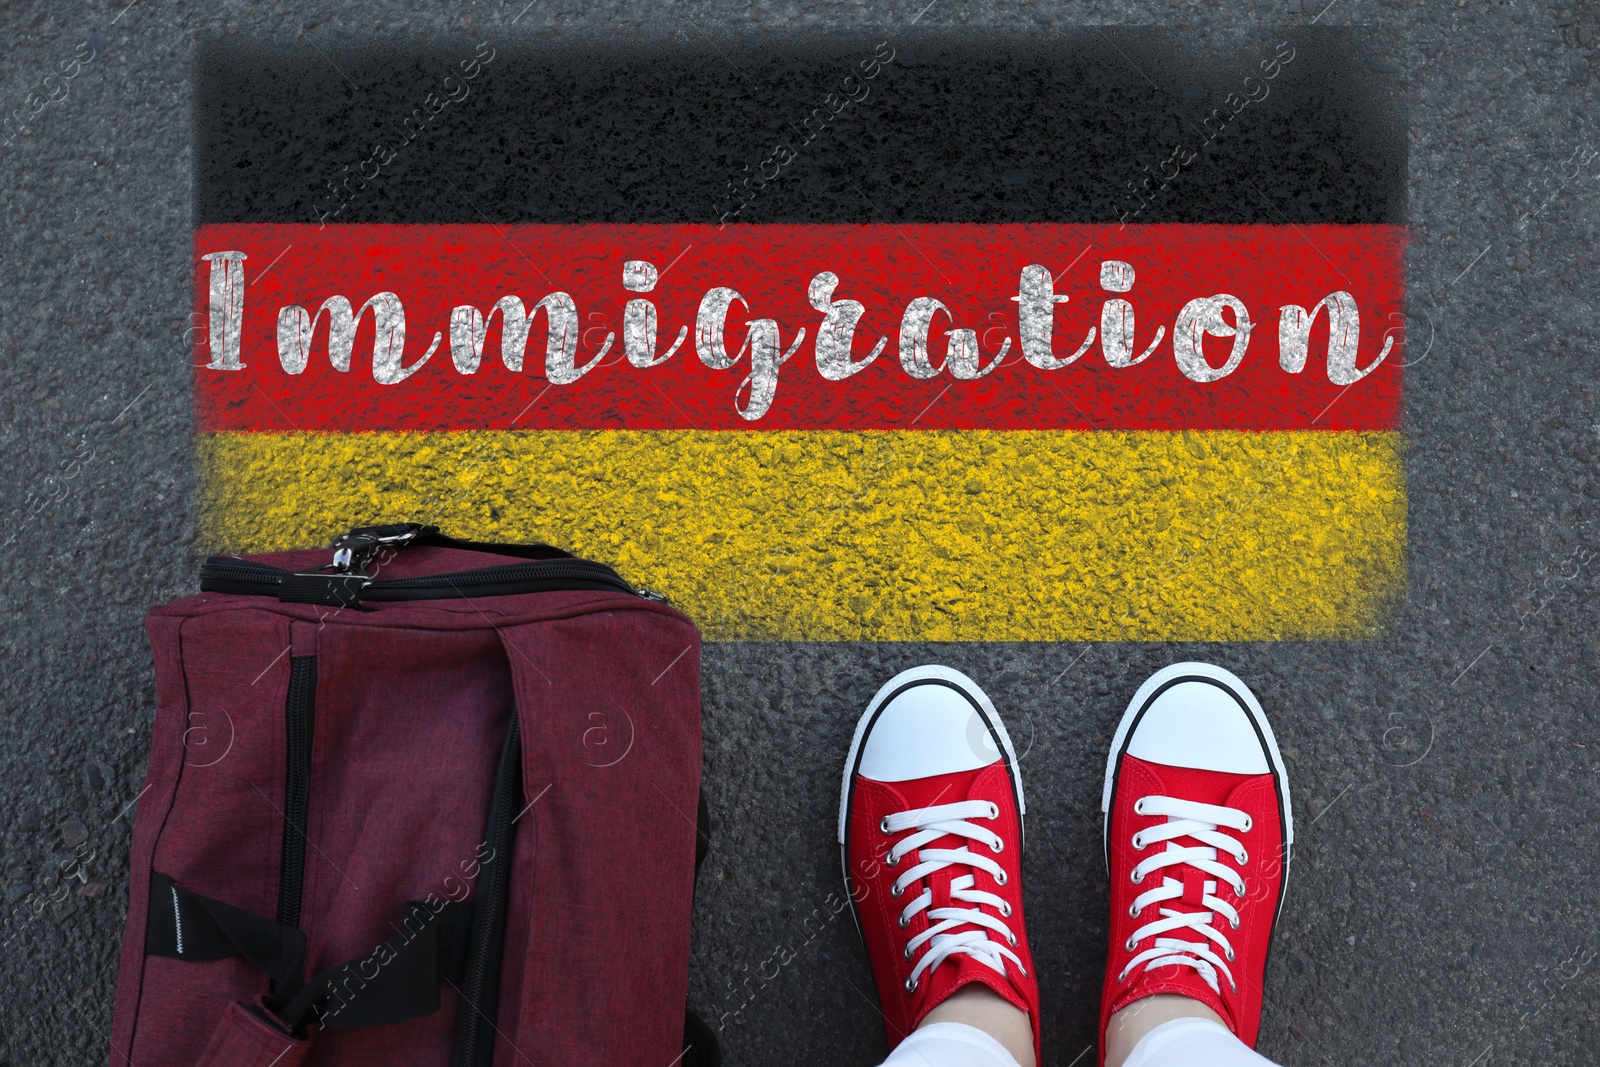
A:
[[195, 222, 1404, 432]]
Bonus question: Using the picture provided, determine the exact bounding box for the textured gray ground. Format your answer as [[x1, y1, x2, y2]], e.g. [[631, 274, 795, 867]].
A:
[[1, 1, 1597, 1065]]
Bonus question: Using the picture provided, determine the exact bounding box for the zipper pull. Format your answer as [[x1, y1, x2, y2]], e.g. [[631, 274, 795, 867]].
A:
[[636, 587, 670, 602]]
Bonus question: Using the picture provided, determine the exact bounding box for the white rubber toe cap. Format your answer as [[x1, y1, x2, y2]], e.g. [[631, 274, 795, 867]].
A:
[[840, 665, 1025, 847], [1103, 661, 1292, 853], [1124, 677, 1271, 775], [857, 678, 1002, 782]]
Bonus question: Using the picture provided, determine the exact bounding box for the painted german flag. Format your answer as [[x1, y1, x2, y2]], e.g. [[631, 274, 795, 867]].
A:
[[194, 29, 1406, 641]]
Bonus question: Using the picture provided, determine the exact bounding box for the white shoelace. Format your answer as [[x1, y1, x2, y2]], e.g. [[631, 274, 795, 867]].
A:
[[881, 799, 1025, 992], [1118, 795, 1252, 996]]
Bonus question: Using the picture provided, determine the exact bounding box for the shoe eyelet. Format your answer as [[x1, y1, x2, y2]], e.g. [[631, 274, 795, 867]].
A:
[[1133, 798, 1147, 815], [890, 884, 903, 898], [905, 976, 918, 993], [881, 817, 893, 834], [1131, 833, 1145, 850], [904, 945, 914, 962], [1241, 815, 1252, 831], [1128, 904, 1140, 918], [987, 802, 1000, 820], [886, 852, 899, 867], [994, 870, 1007, 886], [898, 913, 911, 929], [1226, 947, 1235, 962], [1230, 916, 1240, 929], [1125, 937, 1137, 951], [991, 838, 1004, 854], [1007, 932, 1018, 947], [1237, 849, 1248, 864], [1116, 967, 1130, 982], [999, 901, 1012, 918], [1018, 965, 1028, 978], [1130, 870, 1144, 885]]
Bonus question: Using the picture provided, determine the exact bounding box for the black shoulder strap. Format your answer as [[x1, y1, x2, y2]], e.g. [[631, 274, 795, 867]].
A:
[[146, 871, 306, 987], [146, 712, 523, 1055], [146, 872, 473, 1031], [275, 900, 474, 1031]]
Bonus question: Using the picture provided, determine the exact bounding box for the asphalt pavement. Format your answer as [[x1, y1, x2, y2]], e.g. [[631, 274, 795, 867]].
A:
[[1, 2, 1597, 1065]]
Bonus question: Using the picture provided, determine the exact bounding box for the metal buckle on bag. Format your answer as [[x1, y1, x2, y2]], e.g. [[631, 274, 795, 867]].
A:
[[327, 523, 437, 577], [275, 525, 438, 607]]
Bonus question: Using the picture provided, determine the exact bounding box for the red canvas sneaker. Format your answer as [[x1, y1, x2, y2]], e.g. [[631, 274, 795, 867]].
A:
[[839, 665, 1040, 1065], [1098, 663, 1294, 1063]]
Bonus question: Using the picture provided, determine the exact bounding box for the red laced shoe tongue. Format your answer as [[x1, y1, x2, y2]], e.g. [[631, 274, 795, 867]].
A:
[[925, 866, 960, 909], [885, 765, 992, 811], [884, 765, 999, 902], [1102, 755, 1279, 1061], [1132, 758, 1259, 807], [1180, 865, 1210, 908], [880, 767, 1019, 987]]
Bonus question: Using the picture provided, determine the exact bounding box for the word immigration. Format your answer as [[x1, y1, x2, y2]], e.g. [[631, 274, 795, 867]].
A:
[[194, 223, 1406, 429], [200, 258, 1394, 422]]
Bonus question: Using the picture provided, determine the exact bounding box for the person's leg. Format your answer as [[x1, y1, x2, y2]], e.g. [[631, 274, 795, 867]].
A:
[[1097, 663, 1295, 1067], [920, 985, 1035, 1059], [878, 1005, 1026, 1067], [1105, 994, 1227, 1065], [1112, 1013, 1284, 1067], [1107, 996, 1283, 1067], [840, 666, 1040, 1067]]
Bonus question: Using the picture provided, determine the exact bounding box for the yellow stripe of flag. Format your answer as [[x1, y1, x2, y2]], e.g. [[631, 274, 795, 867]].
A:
[[199, 430, 1404, 642]]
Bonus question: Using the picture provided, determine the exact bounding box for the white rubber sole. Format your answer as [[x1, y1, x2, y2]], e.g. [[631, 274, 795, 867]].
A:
[[837, 664, 1026, 849], [1100, 661, 1295, 855]]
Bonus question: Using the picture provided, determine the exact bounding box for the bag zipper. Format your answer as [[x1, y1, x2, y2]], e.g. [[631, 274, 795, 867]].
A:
[[200, 556, 650, 603], [368, 560, 634, 598], [276, 656, 317, 930], [453, 715, 521, 1067]]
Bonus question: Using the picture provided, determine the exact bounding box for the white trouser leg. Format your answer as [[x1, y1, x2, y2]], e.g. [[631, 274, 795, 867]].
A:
[[1123, 1018, 1285, 1067], [876, 1021, 1024, 1067]]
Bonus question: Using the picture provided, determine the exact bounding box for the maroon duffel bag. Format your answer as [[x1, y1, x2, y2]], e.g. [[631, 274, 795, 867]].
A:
[[109, 524, 709, 1066]]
